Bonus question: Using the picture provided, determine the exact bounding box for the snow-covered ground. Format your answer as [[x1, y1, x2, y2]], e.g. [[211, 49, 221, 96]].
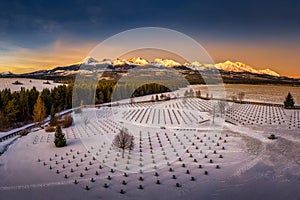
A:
[[0, 97, 299, 200], [0, 135, 20, 154], [0, 78, 63, 92]]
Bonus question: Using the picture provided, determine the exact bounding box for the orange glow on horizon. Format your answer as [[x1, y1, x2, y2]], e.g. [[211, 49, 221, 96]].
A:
[[0, 39, 96, 74], [0, 39, 299, 78], [202, 40, 300, 78]]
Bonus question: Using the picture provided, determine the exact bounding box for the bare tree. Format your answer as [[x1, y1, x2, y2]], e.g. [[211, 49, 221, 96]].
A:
[[218, 100, 227, 117], [237, 92, 245, 103], [81, 114, 90, 133], [184, 90, 189, 98], [112, 128, 135, 158], [195, 90, 201, 98], [129, 97, 135, 104], [211, 104, 216, 124], [84, 116, 89, 126], [189, 89, 194, 97]]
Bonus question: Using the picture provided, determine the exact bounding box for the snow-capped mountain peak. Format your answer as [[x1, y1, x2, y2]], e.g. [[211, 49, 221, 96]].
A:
[[80, 56, 99, 65], [215, 61, 280, 77], [152, 58, 181, 67], [126, 57, 149, 65], [112, 59, 126, 66], [190, 61, 202, 67]]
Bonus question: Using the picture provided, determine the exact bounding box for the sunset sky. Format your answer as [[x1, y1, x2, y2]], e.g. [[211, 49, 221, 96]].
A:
[[0, 0, 300, 77]]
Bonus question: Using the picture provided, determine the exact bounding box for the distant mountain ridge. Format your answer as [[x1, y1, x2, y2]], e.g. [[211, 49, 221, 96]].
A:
[[1, 56, 299, 85], [214, 61, 280, 77], [0, 57, 280, 77], [65, 56, 280, 77], [0, 71, 14, 76]]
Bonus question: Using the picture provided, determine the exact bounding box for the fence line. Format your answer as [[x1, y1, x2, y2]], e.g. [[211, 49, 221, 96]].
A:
[[0, 108, 75, 143]]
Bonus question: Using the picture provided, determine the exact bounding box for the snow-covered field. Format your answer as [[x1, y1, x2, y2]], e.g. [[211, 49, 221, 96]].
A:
[[0, 78, 63, 92], [0, 97, 299, 200]]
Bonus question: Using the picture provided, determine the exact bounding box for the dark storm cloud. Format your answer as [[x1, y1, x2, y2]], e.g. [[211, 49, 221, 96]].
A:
[[0, 0, 299, 48]]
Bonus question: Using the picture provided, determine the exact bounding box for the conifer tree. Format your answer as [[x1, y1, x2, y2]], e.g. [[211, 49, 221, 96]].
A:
[[19, 87, 29, 120], [284, 92, 295, 109], [49, 105, 57, 126], [54, 125, 67, 147], [33, 95, 46, 126], [5, 98, 19, 124]]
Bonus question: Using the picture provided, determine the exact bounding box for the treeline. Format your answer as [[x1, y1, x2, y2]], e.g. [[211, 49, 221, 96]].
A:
[[131, 83, 172, 98], [0, 85, 73, 131], [72, 80, 116, 106], [112, 83, 174, 102], [0, 80, 174, 131], [73, 80, 177, 106]]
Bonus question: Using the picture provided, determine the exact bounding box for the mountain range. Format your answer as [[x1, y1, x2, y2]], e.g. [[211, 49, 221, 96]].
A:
[[1, 57, 299, 85], [75, 57, 281, 77]]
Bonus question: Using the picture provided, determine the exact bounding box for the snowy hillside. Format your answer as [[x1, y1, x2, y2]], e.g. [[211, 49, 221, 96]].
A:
[[0, 96, 299, 199]]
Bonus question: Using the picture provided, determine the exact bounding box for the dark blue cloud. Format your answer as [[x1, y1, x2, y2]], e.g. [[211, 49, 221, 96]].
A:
[[0, 0, 299, 48]]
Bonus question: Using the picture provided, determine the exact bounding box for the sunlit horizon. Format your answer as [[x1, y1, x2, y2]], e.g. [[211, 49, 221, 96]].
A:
[[1, 39, 299, 78]]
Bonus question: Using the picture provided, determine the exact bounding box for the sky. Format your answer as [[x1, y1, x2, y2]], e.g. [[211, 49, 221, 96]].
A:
[[0, 0, 300, 77]]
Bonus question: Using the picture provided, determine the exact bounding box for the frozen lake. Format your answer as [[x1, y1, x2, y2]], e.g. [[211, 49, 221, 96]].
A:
[[0, 78, 64, 92], [191, 84, 300, 105]]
